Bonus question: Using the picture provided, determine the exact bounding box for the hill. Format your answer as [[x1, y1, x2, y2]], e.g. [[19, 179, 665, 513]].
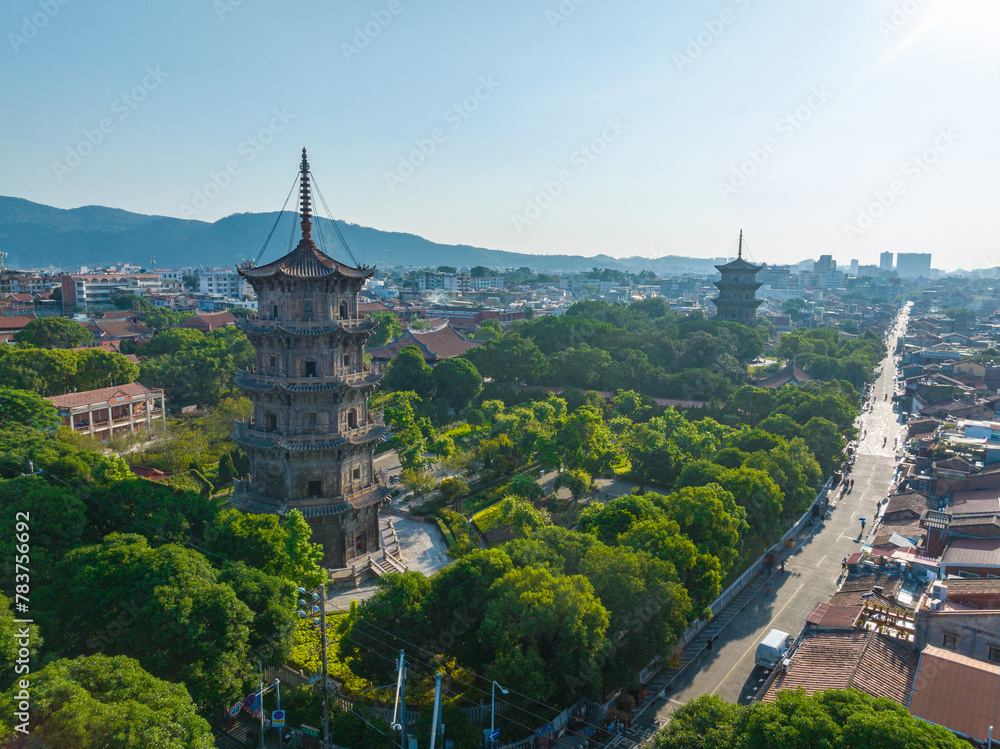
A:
[[0, 196, 726, 274]]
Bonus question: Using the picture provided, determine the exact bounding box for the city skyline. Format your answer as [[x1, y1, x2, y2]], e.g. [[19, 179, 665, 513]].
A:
[[2, 0, 998, 269]]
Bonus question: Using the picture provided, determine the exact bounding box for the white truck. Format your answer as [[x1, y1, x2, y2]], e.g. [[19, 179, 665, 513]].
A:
[[755, 629, 792, 670]]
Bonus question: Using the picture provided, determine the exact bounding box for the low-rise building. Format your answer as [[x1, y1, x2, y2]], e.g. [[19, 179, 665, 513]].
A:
[[46, 382, 166, 441]]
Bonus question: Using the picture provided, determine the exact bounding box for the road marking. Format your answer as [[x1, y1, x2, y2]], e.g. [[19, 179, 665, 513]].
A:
[[709, 581, 806, 696], [815, 554, 827, 568], [850, 510, 856, 520]]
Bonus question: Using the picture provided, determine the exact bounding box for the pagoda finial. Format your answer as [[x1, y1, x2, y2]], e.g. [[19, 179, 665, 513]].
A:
[[738, 230, 743, 260], [299, 148, 312, 242]]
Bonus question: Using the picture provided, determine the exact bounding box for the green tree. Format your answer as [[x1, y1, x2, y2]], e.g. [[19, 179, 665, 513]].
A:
[[0, 654, 213, 749], [463, 335, 546, 384], [480, 566, 609, 704], [432, 357, 483, 412], [182, 274, 200, 291], [400, 467, 437, 497], [0, 387, 59, 431], [210, 508, 324, 587], [382, 346, 434, 398], [366, 311, 403, 348], [42, 534, 254, 711], [439, 476, 470, 510], [801, 416, 846, 477], [13, 316, 92, 349], [649, 485, 747, 574], [0, 593, 41, 690]]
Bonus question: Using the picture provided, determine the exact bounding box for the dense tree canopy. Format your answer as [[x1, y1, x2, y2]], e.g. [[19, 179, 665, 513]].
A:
[[12, 316, 93, 349], [653, 691, 966, 749], [42, 534, 255, 710], [0, 654, 213, 749], [0, 347, 139, 396]]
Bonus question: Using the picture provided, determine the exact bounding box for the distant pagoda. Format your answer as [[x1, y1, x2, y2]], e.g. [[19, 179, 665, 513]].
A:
[[712, 231, 763, 324], [231, 149, 390, 568]]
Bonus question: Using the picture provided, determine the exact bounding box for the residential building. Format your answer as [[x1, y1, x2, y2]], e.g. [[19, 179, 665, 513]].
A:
[[179, 310, 237, 332], [46, 382, 166, 441], [897, 253, 933, 279], [60, 272, 162, 309], [880, 251, 894, 270], [198, 268, 252, 299]]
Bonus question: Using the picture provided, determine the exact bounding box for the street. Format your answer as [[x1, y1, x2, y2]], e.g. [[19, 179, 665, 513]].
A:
[[632, 306, 910, 729]]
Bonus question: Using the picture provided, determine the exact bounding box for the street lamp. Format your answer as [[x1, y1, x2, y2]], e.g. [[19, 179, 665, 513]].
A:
[[491, 680, 508, 747]]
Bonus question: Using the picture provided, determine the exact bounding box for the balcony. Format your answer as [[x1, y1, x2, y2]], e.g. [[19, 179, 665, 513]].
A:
[[235, 317, 377, 336], [235, 366, 382, 391]]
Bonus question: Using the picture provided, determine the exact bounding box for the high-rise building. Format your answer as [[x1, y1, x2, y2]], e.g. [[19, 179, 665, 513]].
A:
[[849, 259, 859, 276], [880, 251, 894, 271], [896, 253, 932, 278], [231, 150, 390, 568], [816, 255, 835, 274], [712, 231, 763, 324]]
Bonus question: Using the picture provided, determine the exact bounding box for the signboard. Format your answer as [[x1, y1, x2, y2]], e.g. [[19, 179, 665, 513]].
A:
[[272, 710, 285, 728], [300, 725, 320, 737], [242, 693, 256, 710], [487, 729, 500, 742], [229, 703, 241, 717]]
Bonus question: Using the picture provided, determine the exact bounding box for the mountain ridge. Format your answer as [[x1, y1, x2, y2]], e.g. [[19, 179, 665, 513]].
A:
[[0, 196, 728, 274]]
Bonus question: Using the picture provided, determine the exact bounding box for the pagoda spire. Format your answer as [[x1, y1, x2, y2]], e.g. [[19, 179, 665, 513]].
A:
[[738, 229, 743, 260], [299, 148, 313, 243]]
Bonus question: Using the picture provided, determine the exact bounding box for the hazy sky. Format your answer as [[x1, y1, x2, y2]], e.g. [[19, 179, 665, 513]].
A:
[[2, 0, 998, 268]]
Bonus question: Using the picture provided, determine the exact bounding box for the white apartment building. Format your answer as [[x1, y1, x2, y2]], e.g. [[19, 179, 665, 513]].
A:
[[199, 268, 252, 299], [60, 273, 162, 309]]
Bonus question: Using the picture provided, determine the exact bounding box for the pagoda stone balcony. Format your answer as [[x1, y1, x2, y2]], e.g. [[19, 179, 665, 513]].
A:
[[235, 317, 377, 336], [234, 366, 383, 392]]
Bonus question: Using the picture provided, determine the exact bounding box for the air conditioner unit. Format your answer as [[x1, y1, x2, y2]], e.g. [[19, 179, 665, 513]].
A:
[[782, 658, 791, 674]]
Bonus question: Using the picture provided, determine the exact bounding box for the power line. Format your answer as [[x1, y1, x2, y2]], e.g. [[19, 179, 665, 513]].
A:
[[253, 173, 299, 268], [347, 619, 608, 741]]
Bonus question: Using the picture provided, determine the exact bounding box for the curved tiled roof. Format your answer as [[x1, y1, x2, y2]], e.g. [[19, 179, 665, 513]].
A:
[[238, 243, 373, 281]]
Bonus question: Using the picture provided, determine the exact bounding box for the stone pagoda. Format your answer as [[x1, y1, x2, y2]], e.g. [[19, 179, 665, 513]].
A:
[[712, 230, 763, 324], [231, 149, 390, 568]]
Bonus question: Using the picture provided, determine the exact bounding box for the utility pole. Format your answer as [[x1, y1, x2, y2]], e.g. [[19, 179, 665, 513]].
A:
[[259, 662, 265, 749], [429, 672, 443, 749], [392, 650, 408, 749]]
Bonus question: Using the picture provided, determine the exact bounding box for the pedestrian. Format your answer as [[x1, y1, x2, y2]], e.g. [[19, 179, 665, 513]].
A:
[[706, 637, 713, 654], [780, 559, 785, 573], [767, 579, 774, 594]]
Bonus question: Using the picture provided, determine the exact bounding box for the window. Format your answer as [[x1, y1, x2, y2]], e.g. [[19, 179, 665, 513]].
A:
[[347, 409, 358, 429], [943, 634, 957, 650], [990, 646, 1000, 664], [272, 304, 278, 320], [307, 480, 322, 498], [340, 303, 348, 319], [343, 355, 350, 367], [269, 356, 276, 369], [352, 467, 361, 480], [303, 301, 313, 320], [308, 412, 317, 428], [305, 360, 317, 377], [266, 413, 277, 432]]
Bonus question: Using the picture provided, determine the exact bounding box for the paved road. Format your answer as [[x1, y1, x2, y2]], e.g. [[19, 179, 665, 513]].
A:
[[630, 307, 911, 731]]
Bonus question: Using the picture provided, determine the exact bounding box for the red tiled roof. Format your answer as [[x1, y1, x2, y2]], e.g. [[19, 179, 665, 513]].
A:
[[180, 310, 237, 331], [97, 309, 141, 320], [0, 314, 38, 331], [806, 603, 862, 629], [763, 630, 917, 704], [46, 382, 162, 409], [86, 318, 151, 339], [368, 323, 481, 363], [942, 537, 1000, 568], [755, 363, 813, 388], [909, 646, 1000, 743], [131, 465, 172, 481]]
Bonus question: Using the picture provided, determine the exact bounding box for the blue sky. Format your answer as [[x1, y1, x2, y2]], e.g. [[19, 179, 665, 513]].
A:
[[2, 0, 998, 268]]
